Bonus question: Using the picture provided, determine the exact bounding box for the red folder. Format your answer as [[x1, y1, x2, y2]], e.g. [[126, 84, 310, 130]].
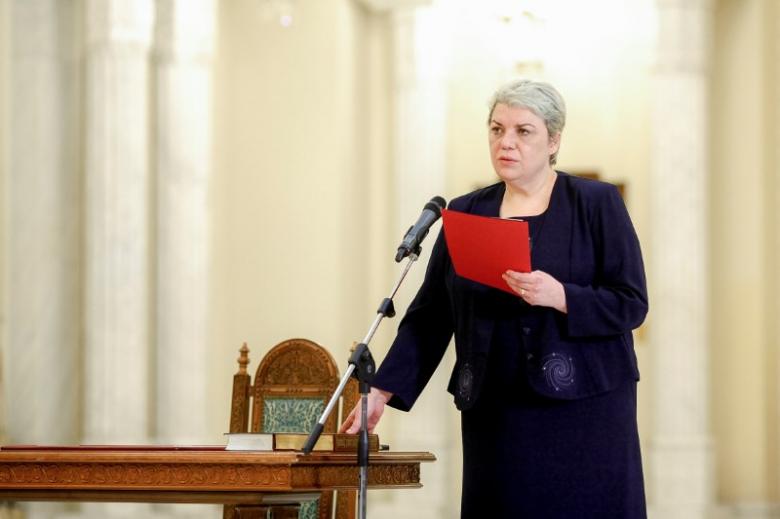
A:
[[441, 209, 531, 294]]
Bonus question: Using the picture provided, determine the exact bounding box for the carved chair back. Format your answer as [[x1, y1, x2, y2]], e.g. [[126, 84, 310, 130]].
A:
[[228, 339, 358, 519]]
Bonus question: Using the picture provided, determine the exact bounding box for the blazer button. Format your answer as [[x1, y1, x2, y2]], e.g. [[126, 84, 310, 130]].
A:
[[526, 353, 534, 360], [522, 326, 531, 336]]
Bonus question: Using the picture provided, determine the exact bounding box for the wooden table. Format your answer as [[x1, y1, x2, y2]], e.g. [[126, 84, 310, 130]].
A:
[[0, 446, 435, 506]]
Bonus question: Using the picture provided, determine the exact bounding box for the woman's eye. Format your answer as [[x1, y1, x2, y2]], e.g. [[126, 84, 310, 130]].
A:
[[490, 126, 502, 134]]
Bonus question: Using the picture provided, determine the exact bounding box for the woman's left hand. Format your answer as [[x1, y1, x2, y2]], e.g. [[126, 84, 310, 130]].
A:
[[502, 270, 568, 313]]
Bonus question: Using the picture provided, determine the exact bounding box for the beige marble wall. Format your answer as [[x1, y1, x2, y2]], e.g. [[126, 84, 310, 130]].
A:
[[209, 0, 376, 438], [710, 1, 779, 513], [774, 0, 780, 504], [763, 0, 780, 509], [0, 0, 8, 454]]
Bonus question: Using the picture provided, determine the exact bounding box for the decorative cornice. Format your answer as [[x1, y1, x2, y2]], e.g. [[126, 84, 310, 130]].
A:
[[154, 0, 216, 63], [656, 0, 713, 8], [654, 0, 714, 74], [352, 0, 431, 14], [10, 0, 58, 59], [85, 0, 155, 50]]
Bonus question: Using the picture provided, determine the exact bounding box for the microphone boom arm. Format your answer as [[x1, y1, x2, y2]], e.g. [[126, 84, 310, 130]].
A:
[[301, 250, 420, 519], [302, 195, 445, 519]]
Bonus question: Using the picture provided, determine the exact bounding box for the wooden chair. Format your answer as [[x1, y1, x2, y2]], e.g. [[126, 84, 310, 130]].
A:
[[225, 339, 359, 519]]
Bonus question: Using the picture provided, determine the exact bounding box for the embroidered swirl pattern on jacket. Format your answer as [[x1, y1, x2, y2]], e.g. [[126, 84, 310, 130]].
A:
[[541, 352, 575, 391]]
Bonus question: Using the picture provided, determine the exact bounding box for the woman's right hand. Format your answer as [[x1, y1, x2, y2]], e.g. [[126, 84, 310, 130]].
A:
[[338, 387, 393, 434]]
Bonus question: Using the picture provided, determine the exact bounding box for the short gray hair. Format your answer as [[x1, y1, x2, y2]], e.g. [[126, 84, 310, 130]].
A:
[[487, 79, 566, 165]]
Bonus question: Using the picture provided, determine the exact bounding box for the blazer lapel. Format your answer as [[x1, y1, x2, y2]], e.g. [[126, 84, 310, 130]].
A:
[[532, 172, 572, 280], [469, 182, 504, 218]]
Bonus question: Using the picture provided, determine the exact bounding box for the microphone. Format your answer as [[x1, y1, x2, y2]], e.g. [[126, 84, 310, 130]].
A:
[[395, 196, 447, 262]]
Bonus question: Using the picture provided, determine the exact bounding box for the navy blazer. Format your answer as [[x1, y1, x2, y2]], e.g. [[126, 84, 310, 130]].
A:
[[372, 172, 648, 411]]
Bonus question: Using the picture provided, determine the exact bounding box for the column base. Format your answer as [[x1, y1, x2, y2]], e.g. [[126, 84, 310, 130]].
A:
[[649, 435, 716, 517], [650, 503, 780, 519], [727, 503, 780, 519], [55, 503, 218, 519]]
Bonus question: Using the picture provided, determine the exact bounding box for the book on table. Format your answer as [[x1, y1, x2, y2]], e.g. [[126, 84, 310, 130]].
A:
[[224, 432, 380, 452]]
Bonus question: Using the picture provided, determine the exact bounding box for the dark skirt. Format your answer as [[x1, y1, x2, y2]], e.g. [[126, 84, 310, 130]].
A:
[[460, 379, 646, 518]]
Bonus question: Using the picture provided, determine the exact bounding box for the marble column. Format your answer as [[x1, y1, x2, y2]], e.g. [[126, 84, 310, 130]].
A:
[[80, 5, 155, 519], [4, 0, 81, 446], [775, 2, 780, 505], [649, 1, 716, 518], [3, 2, 81, 517], [154, 0, 215, 447], [0, 0, 5, 448], [354, 1, 454, 518], [83, 0, 154, 446], [391, 5, 447, 242]]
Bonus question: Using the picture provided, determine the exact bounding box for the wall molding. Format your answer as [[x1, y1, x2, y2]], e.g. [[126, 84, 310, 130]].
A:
[[352, 0, 430, 14]]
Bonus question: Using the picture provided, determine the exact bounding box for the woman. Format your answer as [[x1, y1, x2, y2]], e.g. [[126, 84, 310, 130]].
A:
[[340, 79, 648, 518]]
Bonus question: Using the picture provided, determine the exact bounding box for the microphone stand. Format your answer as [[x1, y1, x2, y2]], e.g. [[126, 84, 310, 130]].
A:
[[302, 245, 422, 519]]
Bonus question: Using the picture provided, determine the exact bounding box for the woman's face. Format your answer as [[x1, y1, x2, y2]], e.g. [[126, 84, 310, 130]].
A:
[[488, 103, 560, 183]]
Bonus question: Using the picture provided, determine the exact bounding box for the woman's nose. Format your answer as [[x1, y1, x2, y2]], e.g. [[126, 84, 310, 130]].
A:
[[500, 135, 517, 149]]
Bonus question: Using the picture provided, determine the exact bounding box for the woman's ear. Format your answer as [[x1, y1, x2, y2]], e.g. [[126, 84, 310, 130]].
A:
[[548, 132, 561, 154]]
